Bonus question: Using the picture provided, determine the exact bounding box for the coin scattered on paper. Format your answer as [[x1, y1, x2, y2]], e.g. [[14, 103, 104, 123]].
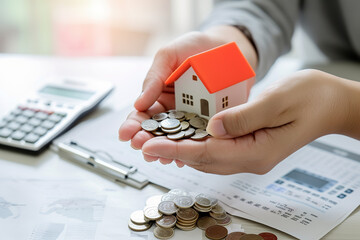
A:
[[128, 188, 278, 239]]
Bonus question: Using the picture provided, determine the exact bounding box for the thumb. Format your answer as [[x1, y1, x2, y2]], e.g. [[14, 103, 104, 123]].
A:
[[134, 47, 177, 112], [206, 97, 289, 138]]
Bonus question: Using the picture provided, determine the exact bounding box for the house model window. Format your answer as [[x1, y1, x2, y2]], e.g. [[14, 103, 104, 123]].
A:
[[182, 93, 194, 106], [192, 75, 197, 81], [222, 96, 228, 108]]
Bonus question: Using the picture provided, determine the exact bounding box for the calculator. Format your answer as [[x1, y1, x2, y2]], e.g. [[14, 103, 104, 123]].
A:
[[0, 77, 114, 152]]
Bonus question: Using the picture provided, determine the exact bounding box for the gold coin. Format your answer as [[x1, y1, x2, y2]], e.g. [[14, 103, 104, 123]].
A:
[[209, 211, 228, 220], [189, 117, 207, 129], [205, 225, 228, 240], [185, 112, 197, 120], [130, 210, 147, 225], [196, 216, 217, 230], [128, 220, 152, 232], [143, 205, 163, 220], [153, 226, 174, 239], [180, 121, 190, 130], [175, 222, 196, 231], [216, 215, 232, 226], [176, 208, 198, 221]]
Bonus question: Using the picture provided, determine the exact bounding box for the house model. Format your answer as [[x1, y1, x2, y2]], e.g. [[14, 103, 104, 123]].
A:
[[164, 42, 256, 119]]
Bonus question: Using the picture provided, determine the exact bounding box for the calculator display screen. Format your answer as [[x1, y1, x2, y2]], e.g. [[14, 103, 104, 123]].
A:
[[39, 86, 95, 100]]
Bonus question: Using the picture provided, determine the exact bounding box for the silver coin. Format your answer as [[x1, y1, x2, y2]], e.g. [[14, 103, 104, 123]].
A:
[[141, 119, 159, 132], [158, 200, 178, 215], [167, 131, 185, 140], [152, 130, 165, 136], [209, 197, 218, 207], [161, 193, 177, 202], [160, 118, 180, 129], [156, 215, 177, 228], [191, 129, 208, 140], [189, 117, 207, 129], [195, 194, 212, 207], [180, 121, 190, 130], [211, 204, 225, 214], [174, 196, 194, 208], [168, 189, 190, 196], [183, 127, 195, 138], [168, 111, 185, 120], [195, 128, 206, 133], [161, 125, 182, 134], [152, 112, 168, 121], [143, 205, 163, 220]]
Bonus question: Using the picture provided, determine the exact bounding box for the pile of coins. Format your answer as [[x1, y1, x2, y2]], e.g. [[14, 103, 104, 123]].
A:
[[141, 110, 209, 140], [128, 189, 278, 240]]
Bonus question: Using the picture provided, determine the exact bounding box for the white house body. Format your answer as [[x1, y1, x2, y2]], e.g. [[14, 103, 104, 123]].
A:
[[175, 67, 248, 120]]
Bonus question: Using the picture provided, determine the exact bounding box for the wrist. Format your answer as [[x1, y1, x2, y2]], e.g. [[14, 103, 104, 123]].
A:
[[339, 78, 360, 139]]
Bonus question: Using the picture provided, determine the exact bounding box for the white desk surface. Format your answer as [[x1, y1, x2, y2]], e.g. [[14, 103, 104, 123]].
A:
[[0, 55, 359, 239]]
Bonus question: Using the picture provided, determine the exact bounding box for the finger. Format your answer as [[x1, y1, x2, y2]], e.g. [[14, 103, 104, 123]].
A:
[[118, 97, 173, 141], [134, 48, 177, 112], [159, 158, 173, 165], [118, 110, 149, 141], [131, 130, 153, 150], [143, 153, 158, 162], [207, 91, 294, 138], [175, 160, 185, 168]]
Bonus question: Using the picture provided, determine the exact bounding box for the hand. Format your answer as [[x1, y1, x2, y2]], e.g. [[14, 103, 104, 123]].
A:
[[118, 26, 258, 167], [141, 69, 354, 174]]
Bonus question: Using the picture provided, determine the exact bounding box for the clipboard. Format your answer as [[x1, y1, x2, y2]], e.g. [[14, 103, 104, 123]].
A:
[[51, 107, 150, 189]]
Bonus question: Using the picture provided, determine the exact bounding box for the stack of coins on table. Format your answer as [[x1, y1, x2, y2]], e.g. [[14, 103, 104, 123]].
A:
[[141, 110, 209, 140], [128, 188, 278, 240]]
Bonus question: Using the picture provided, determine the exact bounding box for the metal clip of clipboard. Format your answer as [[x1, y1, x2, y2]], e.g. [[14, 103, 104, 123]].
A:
[[55, 141, 149, 189]]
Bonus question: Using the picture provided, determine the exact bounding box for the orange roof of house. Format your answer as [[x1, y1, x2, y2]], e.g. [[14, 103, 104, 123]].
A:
[[164, 42, 255, 94]]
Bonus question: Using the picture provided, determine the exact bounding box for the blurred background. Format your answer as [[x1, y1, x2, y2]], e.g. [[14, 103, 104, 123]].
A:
[[0, 0, 324, 61], [0, 0, 213, 56]]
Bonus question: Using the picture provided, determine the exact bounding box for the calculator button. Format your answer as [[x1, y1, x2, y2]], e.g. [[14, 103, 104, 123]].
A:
[[22, 109, 35, 118], [11, 108, 22, 116], [11, 131, 26, 141], [24, 133, 40, 143], [41, 120, 55, 130], [56, 112, 67, 117], [34, 112, 49, 120], [337, 194, 346, 199], [7, 122, 21, 130], [20, 124, 34, 133], [345, 189, 353, 194], [0, 120, 6, 128], [33, 127, 48, 136], [14, 115, 28, 124], [0, 128, 12, 138], [48, 114, 62, 123], [3, 115, 15, 122], [28, 118, 42, 127]]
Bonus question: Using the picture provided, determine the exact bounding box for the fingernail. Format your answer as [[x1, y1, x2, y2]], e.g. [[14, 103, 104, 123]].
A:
[[207, 119, 227, 136]]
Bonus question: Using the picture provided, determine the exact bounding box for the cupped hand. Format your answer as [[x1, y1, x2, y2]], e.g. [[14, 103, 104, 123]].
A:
[[118, 28, 256, 161], [141, 69, 351, 174]]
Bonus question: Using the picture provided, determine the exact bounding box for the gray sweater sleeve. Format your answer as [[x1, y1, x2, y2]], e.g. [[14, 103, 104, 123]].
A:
[[201, 0, 301, 80]]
